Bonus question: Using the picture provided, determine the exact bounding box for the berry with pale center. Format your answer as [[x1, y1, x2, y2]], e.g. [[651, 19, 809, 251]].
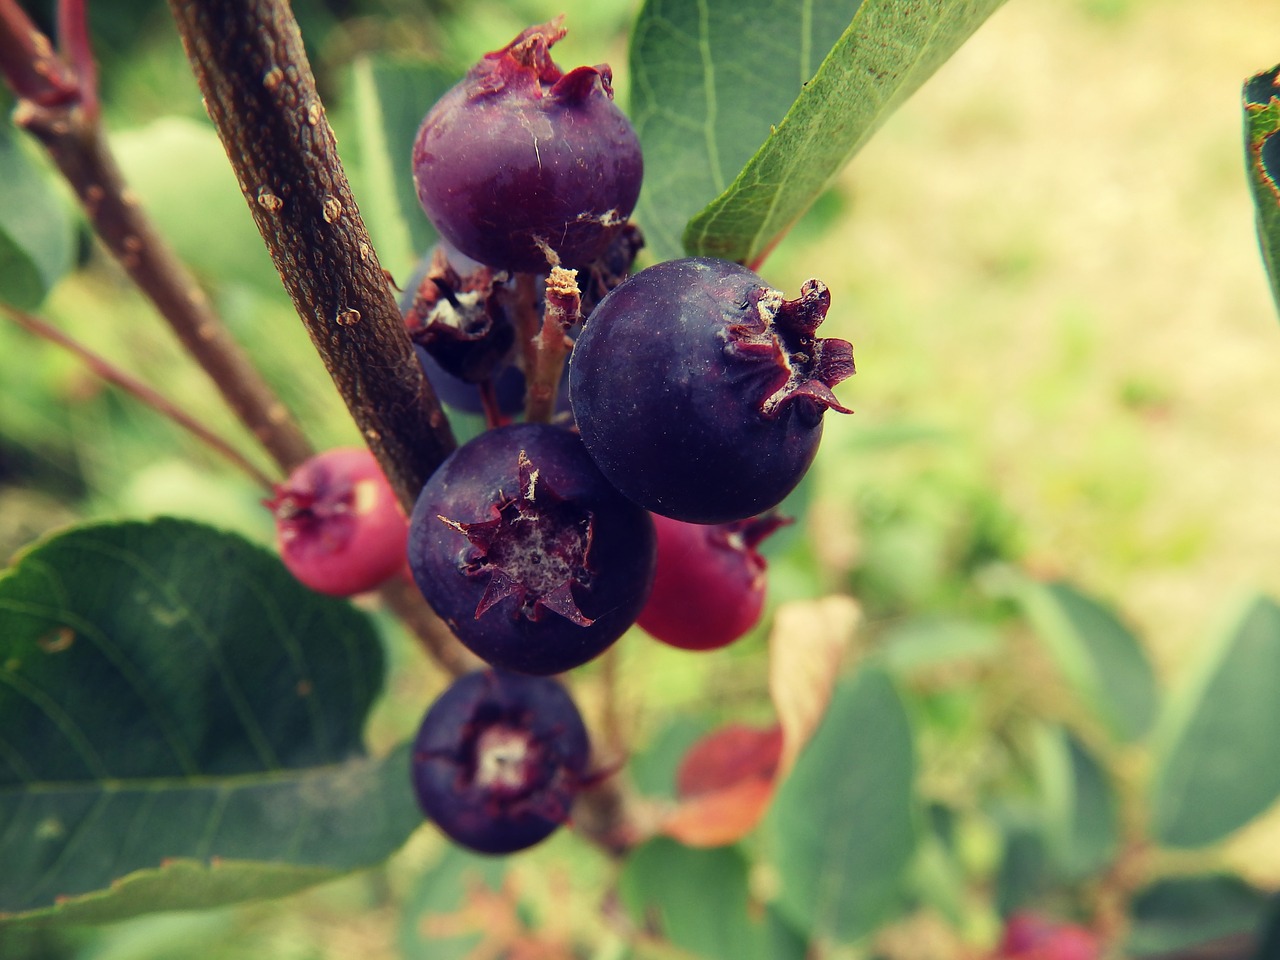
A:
[[411, 669, 590, 854]]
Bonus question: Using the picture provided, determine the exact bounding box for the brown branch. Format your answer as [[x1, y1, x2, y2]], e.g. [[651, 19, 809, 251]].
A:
[[165, 0, 455, 513], [3, 304, 277, 491], [10, 101, 316, 474]]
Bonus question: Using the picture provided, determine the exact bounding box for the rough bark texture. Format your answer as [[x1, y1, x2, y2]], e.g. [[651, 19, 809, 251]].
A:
[[168, 0, 455, 511]]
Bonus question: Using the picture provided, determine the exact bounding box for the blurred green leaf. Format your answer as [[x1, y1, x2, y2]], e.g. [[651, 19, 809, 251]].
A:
[[1032, 727, 1117, 881], [0, 518, 419, 925], [1126, 875, 1268, 957], [769, 666, 916, 943], [399, 846, 508, 960], [1152, 595, 1280, 848], [619, 838, 806, 960], [347, 57, 452, 283], [628, 714, 714, 799], [683, 0, 1008, 267], [880, 617, 1001, 675], [0, 124, 74, 309], [112, 118, 280, 293], [1244, 65, 1280, 319], [1015, 579, 1158, 743], [993, 822, 1049, 918], [628, 0, 859, 262]]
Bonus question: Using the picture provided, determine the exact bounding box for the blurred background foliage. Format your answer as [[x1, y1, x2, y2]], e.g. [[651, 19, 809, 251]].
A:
[[3, 0, 1280, 956]]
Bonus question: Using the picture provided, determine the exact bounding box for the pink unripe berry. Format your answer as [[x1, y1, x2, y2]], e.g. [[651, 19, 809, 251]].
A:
[[266, 447, 409, 597], [636, 513, 788, 651]]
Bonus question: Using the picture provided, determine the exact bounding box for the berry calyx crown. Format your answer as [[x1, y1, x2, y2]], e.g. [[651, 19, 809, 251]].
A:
[[439, 451, 595, 626]]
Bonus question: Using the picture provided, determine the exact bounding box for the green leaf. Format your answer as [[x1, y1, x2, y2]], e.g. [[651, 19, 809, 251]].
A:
[[1152, 595, 1280, 848], [628, 0, 861, 262], [0, 124, 73, 309], [1031, 726, 1118, 881], [1015, 579, 1158, 743], [769, 666, 916, 943], [619, 838, 806, 960], [1126, 875, 1268, 957], [347, 57, 452, 282], [680, 0, 1008, 266], [399, 846, 508, 960], [0, 518, 419, 924], [1244, 66, 1280, 320]]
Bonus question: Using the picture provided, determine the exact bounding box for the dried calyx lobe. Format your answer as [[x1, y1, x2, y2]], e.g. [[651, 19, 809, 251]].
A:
[[569, 257, 855, 524], [407, 423, 656, 675], [412, 18, 643, 274], [411, 669, 590, 854]]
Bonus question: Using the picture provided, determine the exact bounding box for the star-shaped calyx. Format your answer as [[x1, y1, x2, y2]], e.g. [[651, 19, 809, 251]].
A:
[[723, 278, 856, 426], [439, 451, 596, 626]]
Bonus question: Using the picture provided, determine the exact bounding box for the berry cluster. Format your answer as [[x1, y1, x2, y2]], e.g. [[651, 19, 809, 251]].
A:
[[271, 19, 853, 855]]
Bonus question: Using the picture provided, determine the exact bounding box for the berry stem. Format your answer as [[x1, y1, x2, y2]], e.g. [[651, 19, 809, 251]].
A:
[[2, 304, 278, 492], [166, 0, 456, 513], [525, 266, 580, 423]]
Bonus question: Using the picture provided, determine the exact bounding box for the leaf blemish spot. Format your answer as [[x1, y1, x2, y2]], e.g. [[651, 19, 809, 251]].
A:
[[37, 626, 75, 653]]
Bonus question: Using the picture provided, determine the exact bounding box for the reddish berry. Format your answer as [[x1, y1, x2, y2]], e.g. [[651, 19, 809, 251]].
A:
[[569, 257, 855, 524], [637, 513, 788, 651], [412, 19, 643, 273], [407, 423, 656, 675], [411, 669, 590, 854], [997, 912, 1100, 960], [265, 448, 408, 596]]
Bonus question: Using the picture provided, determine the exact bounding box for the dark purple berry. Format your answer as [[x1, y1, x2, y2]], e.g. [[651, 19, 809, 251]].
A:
[[407, 423, 656, 675], [411, 669, 590, 854], [569, 257, 855, 524], [412, 19, 643, 273]]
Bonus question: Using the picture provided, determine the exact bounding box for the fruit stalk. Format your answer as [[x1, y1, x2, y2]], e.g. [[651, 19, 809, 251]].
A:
[[167, 0, 456, 513], [525, 266, 580, 423]]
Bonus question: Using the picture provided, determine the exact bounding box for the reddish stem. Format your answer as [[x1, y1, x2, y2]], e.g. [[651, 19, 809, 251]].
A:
[[56, 0, 98, 121], [0, 0, 78, 106]]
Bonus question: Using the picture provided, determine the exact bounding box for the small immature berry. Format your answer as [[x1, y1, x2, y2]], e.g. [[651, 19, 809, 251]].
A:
[[569, 257, 855, 524], [412, 18, 643, 273], [407, 423, 656, 675], [266, 447, 408, 596], [997, 912, 1100, 960], [637, 513, 788, 651], [411, 669, 590, 854]]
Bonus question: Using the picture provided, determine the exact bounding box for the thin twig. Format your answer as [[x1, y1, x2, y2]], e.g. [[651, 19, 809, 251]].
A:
[[12, 104, 318, 473], [3, 304, 277, 491]]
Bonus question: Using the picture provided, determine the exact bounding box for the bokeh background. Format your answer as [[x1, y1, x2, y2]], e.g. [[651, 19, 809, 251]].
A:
[[4, 0, 1280, 955]]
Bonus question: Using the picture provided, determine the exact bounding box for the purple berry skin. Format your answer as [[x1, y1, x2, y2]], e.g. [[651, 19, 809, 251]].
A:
[[408, 423, 656, 675], [569, 257, 856, 524], [412, 19, 643, 274], [411, 669, 590, 854]]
